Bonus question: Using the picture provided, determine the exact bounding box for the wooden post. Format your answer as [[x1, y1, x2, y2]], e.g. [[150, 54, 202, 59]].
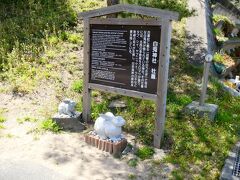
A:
[[199, 54, 213, 106], [154, 19, 173, 148], [82, 18, 92, 123]]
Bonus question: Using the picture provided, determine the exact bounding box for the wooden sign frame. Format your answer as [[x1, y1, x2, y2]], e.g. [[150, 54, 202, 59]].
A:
[[79, 4, 179, 148]]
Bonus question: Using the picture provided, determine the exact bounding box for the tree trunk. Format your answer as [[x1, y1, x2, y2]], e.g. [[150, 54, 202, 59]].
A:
[[107, 0, 119, 18]]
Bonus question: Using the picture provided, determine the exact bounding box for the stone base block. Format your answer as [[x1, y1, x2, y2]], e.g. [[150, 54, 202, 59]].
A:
[[184, 101, 218, 121], [52, 112, 85, 132], [85, 134, 127, 156]]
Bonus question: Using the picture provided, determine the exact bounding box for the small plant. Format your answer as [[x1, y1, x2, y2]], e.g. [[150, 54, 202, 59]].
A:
[[67, 33, 83, 45], [39, 119, 61, 133], [136, 146, 155, 160], [212, 15, 234, 26], [213, 53, 235, 66], [128, 174, 137, 180], [123, 0, 194, 19], [128, 158, 138, 167], [17, 116, 38, 124], [212, 15, 234, 36], [214, 53, 225, 64], [0, 124, 5, 129], [48, 35, 59, 45], [213, 28, 224, 37], [0, 116, 6, 123], [6, 134, 14, 138], [72, 79, 83, 93]]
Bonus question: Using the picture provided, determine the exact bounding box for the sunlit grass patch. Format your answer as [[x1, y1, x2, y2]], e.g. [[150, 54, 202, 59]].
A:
[[72, 79, 83, 93], [17, 116, 38, 124], [39, 119, 62, 133], [136, 146, 155, 160]]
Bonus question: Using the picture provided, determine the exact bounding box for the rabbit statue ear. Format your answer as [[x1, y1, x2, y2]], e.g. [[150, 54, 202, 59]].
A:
[[105, 112, 115, 118], [113, 116, 125, 126], [100, 114, 111, 120], [99, 114, 105, 118]]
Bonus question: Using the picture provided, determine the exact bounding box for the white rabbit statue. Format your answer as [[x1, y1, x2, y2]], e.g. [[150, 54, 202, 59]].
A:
[[58, 99, 77, 117], [94, 112, 125, 141]]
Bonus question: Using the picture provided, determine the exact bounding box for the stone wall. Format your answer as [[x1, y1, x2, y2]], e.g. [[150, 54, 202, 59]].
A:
[[213, 2, 240, 24], [186, 0, 216, 65]]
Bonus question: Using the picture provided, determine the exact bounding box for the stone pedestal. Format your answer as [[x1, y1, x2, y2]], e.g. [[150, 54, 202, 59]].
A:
[[52, 112, 85, 132], [184, 101, 218, 121]]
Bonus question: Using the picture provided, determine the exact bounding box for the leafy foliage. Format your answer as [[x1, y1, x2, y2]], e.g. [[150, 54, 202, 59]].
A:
[[212, 15, 234, 37], [17, 116, 38, 124], [136, 146, 155, 160], [127, 158, 138, 167], [122, 0, 194, 19], [39, 119, 61, 133], [0, 0, 76, 71], [72, 79, 83, 93], [0, 0, 105, 94]]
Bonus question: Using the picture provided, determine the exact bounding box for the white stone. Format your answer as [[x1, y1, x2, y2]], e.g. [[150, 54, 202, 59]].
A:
[[153, 148, 166, 160]]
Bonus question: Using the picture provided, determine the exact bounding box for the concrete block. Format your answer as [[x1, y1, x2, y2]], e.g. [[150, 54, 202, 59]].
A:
[[53, 112, 85, 132], [184, 101, 218, 121]]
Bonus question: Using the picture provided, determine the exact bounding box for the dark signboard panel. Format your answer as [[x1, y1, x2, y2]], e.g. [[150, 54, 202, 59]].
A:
[[89, 24, 161, 94]]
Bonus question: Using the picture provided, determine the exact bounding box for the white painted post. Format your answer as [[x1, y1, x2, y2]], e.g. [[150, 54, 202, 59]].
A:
[[82, 18, 92, 123], [199, 54, 213, 106]]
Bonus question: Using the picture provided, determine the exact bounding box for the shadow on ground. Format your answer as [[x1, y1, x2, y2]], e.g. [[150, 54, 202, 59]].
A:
[[185, 30, 208, 66]]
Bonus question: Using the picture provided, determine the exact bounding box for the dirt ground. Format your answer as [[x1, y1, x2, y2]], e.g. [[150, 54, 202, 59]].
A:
[[0, 90, 173, 180]]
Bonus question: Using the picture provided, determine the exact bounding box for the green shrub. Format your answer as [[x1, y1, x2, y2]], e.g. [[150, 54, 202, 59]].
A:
[[128, 174, 137, 180], [213, 28, 224, 37], [67, 33, 83, 45], [136, 146, 155, 160], [213, 53, 225, 64], [72, 79, 83, 93], [128, 158, 138, 167], [212, 15, 234, 26], [0, 116, 6, 123], [122, 0, 194, 19], [212, 15, 234, 36], [39, 119, 61, 133], [17, 116, 38, 124], [0, 0, 77, 71], [0, 124, 5, 129]]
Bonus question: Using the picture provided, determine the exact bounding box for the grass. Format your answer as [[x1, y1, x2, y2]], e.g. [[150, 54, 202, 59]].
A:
[[128, 174, 137, 180], [0, 124, 5, 129], [89, 20, 240, 179], [72, 79, 83, 93], [17, 116, 38, 124], [0, 0, 239, 179], [0, 109, 6, 129], [0, 0, 105, 94], [128, 158, 138, 167], [27, 118, 62, 134], [38, 119, 62, 133], [0, 116, 6, 123], [136, 146, 155, 160]]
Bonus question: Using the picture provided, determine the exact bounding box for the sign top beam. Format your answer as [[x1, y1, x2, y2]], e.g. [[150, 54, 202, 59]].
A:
[[78, 4, 179, 21]]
